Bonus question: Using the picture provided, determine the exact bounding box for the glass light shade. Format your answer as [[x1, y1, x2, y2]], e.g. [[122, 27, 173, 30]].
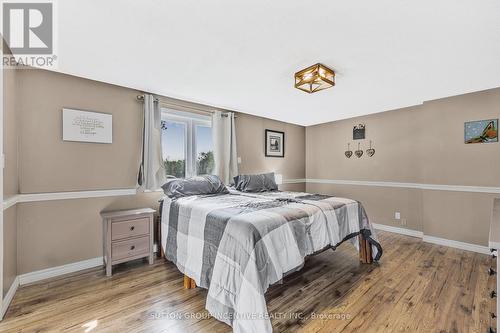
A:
[[294, 63, 335, 93]]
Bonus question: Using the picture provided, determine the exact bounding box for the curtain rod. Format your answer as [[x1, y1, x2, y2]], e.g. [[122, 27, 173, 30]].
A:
[[136, 94, 234, 117]]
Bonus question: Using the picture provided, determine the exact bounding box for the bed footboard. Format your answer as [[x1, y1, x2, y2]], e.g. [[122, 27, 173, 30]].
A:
[[184, 275, 196, 289], [359, 233, 373, 264]]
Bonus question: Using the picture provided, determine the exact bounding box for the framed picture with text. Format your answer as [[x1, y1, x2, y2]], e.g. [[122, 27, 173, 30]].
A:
[[62, 108, 113, 144], [265, 129, 285, 157]]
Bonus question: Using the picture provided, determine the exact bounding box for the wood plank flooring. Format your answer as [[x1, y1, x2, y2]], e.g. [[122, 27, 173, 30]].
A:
[[0, 231, 494, 333]]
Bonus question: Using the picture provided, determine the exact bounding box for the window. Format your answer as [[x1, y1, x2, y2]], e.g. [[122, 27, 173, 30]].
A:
[[161, 109, 214, 178]]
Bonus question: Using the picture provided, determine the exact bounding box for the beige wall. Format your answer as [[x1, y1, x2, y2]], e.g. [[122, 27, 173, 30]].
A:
[[235, 112, 305, 192], [13, 69, 305, 274], [420, 191, 496, 245], [306, 105, 422, 183], [236, 113, 305, 182], [306, 87, 500, 246], [418, 89, 500, 187], [17, 193, 162, 274], [306, 184, 424, 232], [17, 69, 143, 193]]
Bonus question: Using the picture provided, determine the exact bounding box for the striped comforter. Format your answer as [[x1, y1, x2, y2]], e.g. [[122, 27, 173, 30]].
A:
[[160, 190, 382, 333]]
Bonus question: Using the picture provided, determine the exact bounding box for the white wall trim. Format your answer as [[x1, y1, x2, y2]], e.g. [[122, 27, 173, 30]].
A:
[[2, 195, 20, 210], [1, 276, 18, 319], [372, 223, 423, 238], [0, 180, 306, 208], [305, 178, 500, 194], [282, 178, 307, 184], [3, 178, 498, 209], [2, 188, 138, 210], [423, 235, 490, 255], [18, 188, 138, 203], [18, 257, 103, 286]]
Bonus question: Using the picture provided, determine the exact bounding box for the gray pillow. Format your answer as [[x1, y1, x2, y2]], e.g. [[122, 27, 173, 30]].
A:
[[162, 175, 229, 199], [233, 172, 278, 192]]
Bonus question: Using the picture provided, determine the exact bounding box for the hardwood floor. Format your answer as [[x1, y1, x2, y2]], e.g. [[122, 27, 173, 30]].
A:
[[0, 231, 494, 333]]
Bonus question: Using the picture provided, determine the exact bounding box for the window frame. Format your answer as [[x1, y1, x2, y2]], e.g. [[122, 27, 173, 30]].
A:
[[161, 108, 212, 178]]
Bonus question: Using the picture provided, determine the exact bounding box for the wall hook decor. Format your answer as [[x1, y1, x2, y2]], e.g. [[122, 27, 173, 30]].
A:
[[345, 143, 353, 158], [366, 140, 375, 157], [355, 142, 363, 158]]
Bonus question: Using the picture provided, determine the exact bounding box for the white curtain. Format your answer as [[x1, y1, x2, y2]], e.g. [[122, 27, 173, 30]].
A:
[[138, 94, 166, 190], [212, 111, 238, 184]]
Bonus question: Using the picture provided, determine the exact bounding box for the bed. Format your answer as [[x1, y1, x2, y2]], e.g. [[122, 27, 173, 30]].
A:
[[159, 187, 382, 333]]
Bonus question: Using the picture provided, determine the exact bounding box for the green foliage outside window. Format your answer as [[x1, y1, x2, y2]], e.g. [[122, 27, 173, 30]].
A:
[[164, 151, 214, 178], [164, 159, 185, 178]]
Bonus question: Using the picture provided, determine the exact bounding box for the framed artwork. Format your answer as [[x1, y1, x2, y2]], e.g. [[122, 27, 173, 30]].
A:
[[464, 119, 498, 144], [62, 108, 113, 143], [265, 129, 285, 157], [353, 124, 365, 140]]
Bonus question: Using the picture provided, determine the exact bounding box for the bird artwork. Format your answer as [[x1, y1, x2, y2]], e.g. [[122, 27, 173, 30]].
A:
[[465, 119, 498, 144]]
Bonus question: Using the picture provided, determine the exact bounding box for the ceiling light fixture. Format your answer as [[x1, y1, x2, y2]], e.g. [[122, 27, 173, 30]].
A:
[[294, 63, 335, 93]]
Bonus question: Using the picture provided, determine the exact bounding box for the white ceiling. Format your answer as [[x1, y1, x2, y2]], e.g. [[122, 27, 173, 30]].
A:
[[55, 0, 500, 126]]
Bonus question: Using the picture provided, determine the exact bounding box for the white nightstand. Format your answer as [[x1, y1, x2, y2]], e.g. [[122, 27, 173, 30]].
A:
[[101, 208, 156, 276]]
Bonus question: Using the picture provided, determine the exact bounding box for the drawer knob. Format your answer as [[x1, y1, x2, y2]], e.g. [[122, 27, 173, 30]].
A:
[[130, 226, 135, 231], [489, 268, 497, 276], [130, 245, 135, 250], [490, 290, 497, 298]]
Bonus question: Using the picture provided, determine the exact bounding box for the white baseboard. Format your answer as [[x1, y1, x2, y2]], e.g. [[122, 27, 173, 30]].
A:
[[422, 235, 490, 255], [372, 223, 489, 254], [372, 223, 423, 238], [1, 276, 19, 319], [18, 257, 103, 286]]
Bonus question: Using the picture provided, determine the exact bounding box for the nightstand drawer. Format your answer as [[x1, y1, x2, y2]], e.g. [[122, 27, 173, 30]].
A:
[[112, 236, 150, 261], [112, 217, 150, 241]]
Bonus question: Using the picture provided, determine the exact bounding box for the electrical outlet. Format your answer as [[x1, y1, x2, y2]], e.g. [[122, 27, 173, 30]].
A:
[[395, 212, 401, 220], [237, 157, 242, 164], [401, 218, 407, 226]]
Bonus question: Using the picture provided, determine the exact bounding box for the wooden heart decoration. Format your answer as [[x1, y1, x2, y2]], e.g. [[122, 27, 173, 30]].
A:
[[366, 140, 375, 157], [355, 142, 363, 158], [345, 143, 353, 158]]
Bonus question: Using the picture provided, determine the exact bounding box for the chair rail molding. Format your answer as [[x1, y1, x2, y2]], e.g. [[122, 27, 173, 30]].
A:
[[3, 188, 138, 210], [304, 178, 500, 194], [3, 178, 500, 211]]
